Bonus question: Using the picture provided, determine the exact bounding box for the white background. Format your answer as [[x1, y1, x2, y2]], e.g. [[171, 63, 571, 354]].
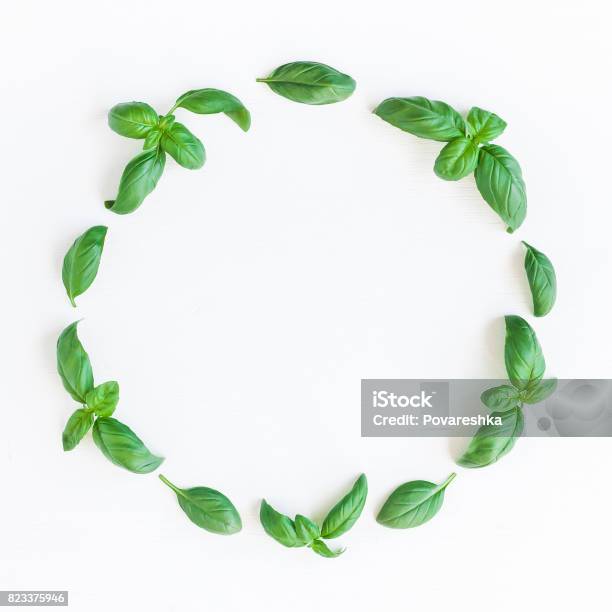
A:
[[2, 1, 611, 610]]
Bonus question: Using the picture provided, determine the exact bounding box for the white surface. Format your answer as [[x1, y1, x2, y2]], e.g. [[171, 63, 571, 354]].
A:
[[2, 0, 611, 610]]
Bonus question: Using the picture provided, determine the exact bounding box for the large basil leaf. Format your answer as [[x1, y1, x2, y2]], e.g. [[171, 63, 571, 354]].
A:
[[481, 385, 521, 413], [85, 381, 119, 417], [62, 225, 107, 307], [105, 148, 166, 215], [159, 474, 241, 535], [62, 408, 94, 451], [466, 107, 507, 143], [522, 241, 557, 317], [433, 137, 479, 180], [504, 315, 545, 390], [56, 321, 94, 403], [320, 473, 367, 539], [260, 499, 301, 547], [474, 144, 527, 233], [376, 473, 455, 529], [108, 102, 159, 139], [522, 378, 557, 404], [457, 407, 524, 468], [294, 514, 320, 545], [160, 122, 205, 170], [373, 96, 465, 142], [310, 539, 344, 558], [257, 61, 356, 105], [92, 417, 163, 474], [173, 88, 251, 131]]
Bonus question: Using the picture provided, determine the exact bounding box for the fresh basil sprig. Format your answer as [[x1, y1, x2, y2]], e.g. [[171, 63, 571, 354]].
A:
[[374, 97, 526, 232], [105, 88, 250, 214], [522, 241, 557, 317]]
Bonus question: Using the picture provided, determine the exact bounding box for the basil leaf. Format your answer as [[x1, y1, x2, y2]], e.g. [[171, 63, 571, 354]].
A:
[[294, 514, 320, 545], [173, 88, 251, 132], [522, 378, 557, 404], [160, 122, 205, 170], [62, 225, 107, 307], [92, 417, 163, 474], [433, 137, 479, 181], [504, 315, 545, 390], [310, 539, 344, 558], [108, 102, 159, 139], [376, 473, 455, 529], [257, 61, 355, 105], [466, 107, 507, 143], [159, 474, 241, 535], [62, 408, 94, 451], [105, 148, 166, 215], [457, 407, 524, 468], [373, 96, 465, 142], [474, 144, 527, 233], [56, 321, 94, 403], [143, 128, 162, 150], [522, 241, 557, 317], [85, 381, 119, 417], [320, 473, 367, 539], [259, 499, 301, 547], [481, 385, 521, 413]]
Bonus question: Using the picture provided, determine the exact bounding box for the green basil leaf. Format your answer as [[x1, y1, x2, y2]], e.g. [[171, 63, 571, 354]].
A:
[[373, 96, 465, 142], [504, 315, 546, 390], [62, 408, 94, 451], [309, 538, 344, 558], [457, 407, 524, 468], [257, 61, 355, 105], [320, 473, 367, 539], [105, 148, 166, 215], [480, 385, 521, 413], [522, 241, 557, 317], [57, 321, 94, 403], [143, 128, 162, 150], [376, 473, 455, 529], [159, 474, 241, 535], [108, 102, 159, 139], [85, 381, 119, 417], [62, 225, 107, 307], [160, 122, 205, 170], [466, 107, 507, 143], [522, 378, 557, 405], [259, 499, 301, 547], [92, 417, 163, 474], [433, 137, 479, 181], [294, 514, 320, 544], [474, 144, 527, 233], [173, 88, 251, 131]]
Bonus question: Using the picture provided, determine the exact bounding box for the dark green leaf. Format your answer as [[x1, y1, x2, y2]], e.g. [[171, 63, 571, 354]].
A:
[[294, 514, 320, 544], [522, 378, 557, 404], [373, 96, 465, 142], [56, 321, 94, 403], [173, 88, 251, 131], [257, 61, 355, 105], [433, 137, 479, 180], [504, 315, 545, 390], [522, 241, 557, 317], [309, 538, 344, 558], [62, 225, 107, 307], [320, 473, 367, 539], [259, 499, 301, 547], [62, 408, 94, 451], [481, 385, 521, 412], [85, 381, 119, 417], [466, 107, 506, 143], [474, 144, 526, 233], [160, 122, 205, 170], [376, 473, 455, 529], [108, 102, 159, 139], [92, 417, 163, 474]]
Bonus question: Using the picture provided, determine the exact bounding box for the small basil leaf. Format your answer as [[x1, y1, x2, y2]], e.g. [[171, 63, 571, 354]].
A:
[[257, 61, 355, 105], [173, 89, 251, 131], [259, 499, 301, 547], [143, 128, 162, 150], [373, 96, 465, 142], [320, 473, 367, 539], [62, 408, 94, 451], [457, 407, 524, 468], [522, 378, 557, 404], [160, 122, 205, 170], [62, 225, 107, 307], [376, 473, 455, 529], [522, 241, 557, 317], [294, 514, 320, 545], [466, 107, 507, 143], [56, 321, 94, 403], [92, 417, 163, 474], [105, 148, 166, 215], [309, 539, 344, 558], [481, 385, 521, 413], [474, 144, 527, 233], [433, 137, 479, 181], [504, 315, 546, 390], [159, 474, 241, 535], [85, 381, 119, 417], [108, 102, 159, 139]]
